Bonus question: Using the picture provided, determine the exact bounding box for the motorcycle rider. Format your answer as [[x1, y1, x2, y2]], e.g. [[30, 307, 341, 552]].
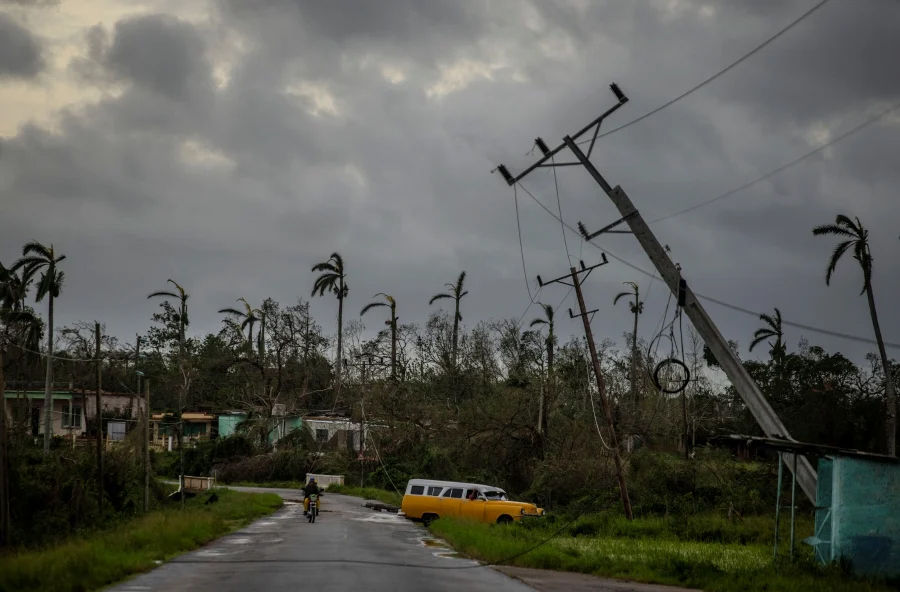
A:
[[303, 477, 322, 515]]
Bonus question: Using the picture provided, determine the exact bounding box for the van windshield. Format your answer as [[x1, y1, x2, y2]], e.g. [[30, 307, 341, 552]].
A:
[[483, 490, 507, 500]]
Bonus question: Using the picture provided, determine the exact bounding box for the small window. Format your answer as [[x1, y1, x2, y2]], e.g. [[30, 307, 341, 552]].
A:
[[63, 406, 82, 428], [443, 488, 463, 499], [316, 429, 328, 443], [427, 486, 443, 496], [465, 489, 479, 500], [410, 485, 425, 495]]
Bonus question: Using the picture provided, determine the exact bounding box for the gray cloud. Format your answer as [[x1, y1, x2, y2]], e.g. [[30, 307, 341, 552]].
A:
[[0, 13, 43, 79], [1, 0, 898, 368], [89, 14, 214, 103]]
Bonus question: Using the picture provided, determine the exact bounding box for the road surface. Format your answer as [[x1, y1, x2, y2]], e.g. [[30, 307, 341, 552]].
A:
[[109, 486, 533, 592]]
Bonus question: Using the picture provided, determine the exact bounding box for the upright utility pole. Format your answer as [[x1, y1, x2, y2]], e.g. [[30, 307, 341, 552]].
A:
[[94, 322, 103, 514], [134, 336, 141, 418], [494, 82, 817, 502], [0, 344, 10, 546], [536, 259, 633, 520], [144, 379, 150, 513]]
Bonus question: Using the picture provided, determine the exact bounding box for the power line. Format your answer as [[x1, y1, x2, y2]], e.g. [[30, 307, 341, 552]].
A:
[[512, 184, 535, 301], [513, 181, 900, 351], [648, 99, 900, 224], [577, 0, 832, 144], [550, 156, 572, 264]]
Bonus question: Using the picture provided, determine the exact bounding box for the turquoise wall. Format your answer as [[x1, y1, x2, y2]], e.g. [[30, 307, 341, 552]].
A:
[[812, 456, 900, 577]]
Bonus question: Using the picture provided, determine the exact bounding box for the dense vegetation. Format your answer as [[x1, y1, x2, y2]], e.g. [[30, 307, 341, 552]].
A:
[[1, 238, 897, 564]]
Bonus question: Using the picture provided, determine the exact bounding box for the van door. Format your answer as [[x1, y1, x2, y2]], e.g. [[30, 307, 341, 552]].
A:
[[459, 489, 486, 522], [439, 487, 464, 517]]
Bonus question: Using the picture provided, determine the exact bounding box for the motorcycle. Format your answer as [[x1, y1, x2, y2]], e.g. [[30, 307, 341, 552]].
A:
[[306, 494, 319, 523]]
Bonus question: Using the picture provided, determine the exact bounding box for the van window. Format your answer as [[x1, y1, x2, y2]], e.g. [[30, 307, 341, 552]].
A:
[[443, 488, 463, 499], [427, 486, 443, 496], [410, 485, 425, 495]]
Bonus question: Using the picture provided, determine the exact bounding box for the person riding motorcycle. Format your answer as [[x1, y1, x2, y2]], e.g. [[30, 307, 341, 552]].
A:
[[303, 478, 322, 515]]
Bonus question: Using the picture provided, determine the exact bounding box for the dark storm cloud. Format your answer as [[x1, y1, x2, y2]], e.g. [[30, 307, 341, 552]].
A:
[[0, 0, 59, 6], [0, 13, 44, 79], [0, 0, 898, 366], [79, 14, 214, 103]]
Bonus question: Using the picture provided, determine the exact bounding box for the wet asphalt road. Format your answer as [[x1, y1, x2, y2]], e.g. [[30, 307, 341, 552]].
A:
[[109, 486, 534, 592]]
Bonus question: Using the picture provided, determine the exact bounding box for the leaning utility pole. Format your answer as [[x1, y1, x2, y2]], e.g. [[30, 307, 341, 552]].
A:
[[494, 83, 817, 503], [95, 322, 103, 514], [536, 259, 633, 520], [144, 379, 151, 513]]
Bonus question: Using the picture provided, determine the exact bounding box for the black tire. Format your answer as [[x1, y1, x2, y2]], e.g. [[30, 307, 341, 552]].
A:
[[497, 515, 514, 525], [422, 513, 438, 527]]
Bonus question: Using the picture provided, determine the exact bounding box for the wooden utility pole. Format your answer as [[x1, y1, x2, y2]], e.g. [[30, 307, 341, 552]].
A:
[[144, 379, 150, 513], [535, 259, 633, 520], [0, 344, 10, 546], [94, 322, 103, 514], [133, 336, 141, 418], [494, 82, 817, 503]]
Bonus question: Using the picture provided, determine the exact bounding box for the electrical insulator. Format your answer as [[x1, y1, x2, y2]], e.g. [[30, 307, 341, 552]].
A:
[[534, 137, 551, 156], [610, 83, 626, 102]]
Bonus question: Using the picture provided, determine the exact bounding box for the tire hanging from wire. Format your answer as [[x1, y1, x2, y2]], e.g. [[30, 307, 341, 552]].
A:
[[646, 291, 690, 395]]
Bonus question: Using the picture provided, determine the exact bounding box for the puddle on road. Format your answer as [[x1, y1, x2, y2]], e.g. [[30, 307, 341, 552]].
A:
[[195, 549, 233, 558], [421, 538, 448, 549], [225, 537, 253, 545], [353, 512, 405, 524]]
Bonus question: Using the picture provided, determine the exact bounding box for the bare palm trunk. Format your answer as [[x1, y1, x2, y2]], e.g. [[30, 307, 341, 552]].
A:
[[631, 295, 639, 403], [390, 313, 397, 380], [867, 284, 896, 456], [335, 286, 343, 401], [178, 319, 185, 510], [452, 299, 459, 370], [258, 313, 265, 361], [43, 295, 54, 452]]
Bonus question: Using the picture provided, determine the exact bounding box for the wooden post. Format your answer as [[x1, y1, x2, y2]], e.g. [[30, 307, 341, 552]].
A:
[[144, 379, 150, 513], [571, 267, 633, 520], [95, 322, 103, 514]]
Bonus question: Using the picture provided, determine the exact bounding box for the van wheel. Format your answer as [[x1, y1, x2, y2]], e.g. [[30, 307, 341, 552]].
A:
[[422, 514, 438, 527], [497, 515, 513, 525]]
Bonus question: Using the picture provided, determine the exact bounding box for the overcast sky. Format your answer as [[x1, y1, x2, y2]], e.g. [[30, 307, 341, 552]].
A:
[[0, 0, 898, 366]]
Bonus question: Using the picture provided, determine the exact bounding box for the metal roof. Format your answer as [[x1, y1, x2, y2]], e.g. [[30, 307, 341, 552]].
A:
[[723, 435, 900, 464]]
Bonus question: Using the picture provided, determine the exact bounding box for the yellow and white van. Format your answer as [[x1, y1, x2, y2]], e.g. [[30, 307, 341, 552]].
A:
[[399, 478, 544, 525]]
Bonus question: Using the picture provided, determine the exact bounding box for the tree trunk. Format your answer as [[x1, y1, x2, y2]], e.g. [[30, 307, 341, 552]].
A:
[[302, 312, 310, 409], [335, 283, 343, 401], [258, 312, 265, 361], [631, 296, 639, 403], [390, 309, 397, 380], [452, 299, 459, 371], [541, 335, 552, 437], [43, 295, 54, 452], [866, 283, 896, 456]]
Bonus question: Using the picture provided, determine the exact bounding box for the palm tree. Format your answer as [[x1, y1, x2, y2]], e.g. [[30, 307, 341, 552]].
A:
[[12, 242, 65, 452], [529, 303, 555, 437], [148, 279, 189, 505], [219, 298, 263, 357], [361, 293, 398, 380], [311, 253, 348, 399], [614, 282, 643, 403], [429, 271, 467, 370], [813, 215, 896, 456], [749, 308, 785, 362]]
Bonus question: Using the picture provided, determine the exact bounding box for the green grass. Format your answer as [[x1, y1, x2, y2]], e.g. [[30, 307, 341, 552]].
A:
[[430, 514, 895, 592], [327, 484, 403, 506], [0, 490, 282, 592]]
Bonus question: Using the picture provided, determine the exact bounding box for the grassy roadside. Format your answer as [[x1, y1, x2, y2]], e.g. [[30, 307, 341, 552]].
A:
[[430, 514, 895, 592], [327, 484, 403, 506], [0, 490, 282, 592]]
